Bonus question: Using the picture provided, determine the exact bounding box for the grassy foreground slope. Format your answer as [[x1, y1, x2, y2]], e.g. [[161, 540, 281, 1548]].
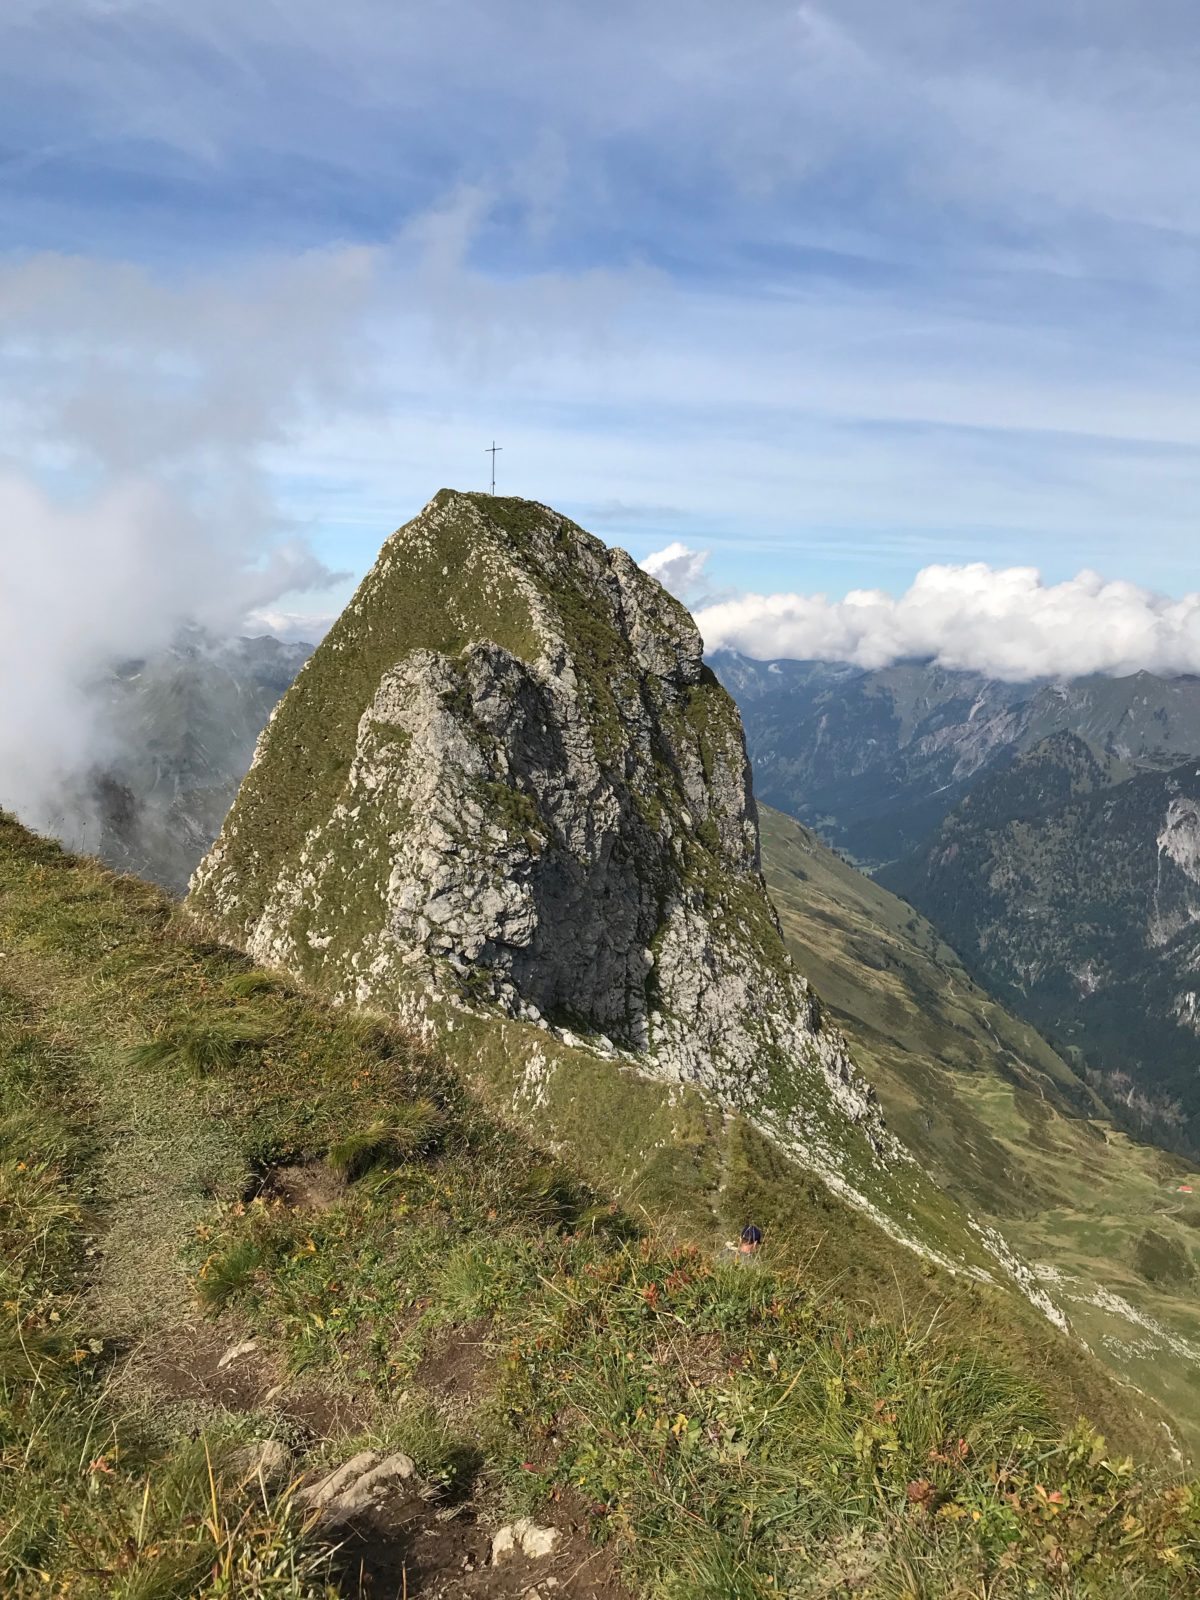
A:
[[3, 814, 1200, 1598], [761, 806, 1200, 1456]]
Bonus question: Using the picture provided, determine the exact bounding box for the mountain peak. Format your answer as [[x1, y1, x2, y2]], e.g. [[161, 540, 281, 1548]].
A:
[[189, 491, 909, 1200]]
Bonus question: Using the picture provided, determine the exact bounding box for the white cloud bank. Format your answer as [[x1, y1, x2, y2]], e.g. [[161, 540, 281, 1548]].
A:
[[642, 546, 1200, 681], [0, 246, 371, 835], [638, 541, 713, 602]]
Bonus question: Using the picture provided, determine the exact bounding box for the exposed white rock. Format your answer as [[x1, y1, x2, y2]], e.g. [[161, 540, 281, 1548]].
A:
[[1174, 990, 1200, 1035], [1158, 796, 1200, 884], [295, 1450, 417, 1524], [216, 1338, 258, 1370], [296, 1450, 380, 1509], [491, 1518, 562, 1564], [970, 1222, 1072, 1334]]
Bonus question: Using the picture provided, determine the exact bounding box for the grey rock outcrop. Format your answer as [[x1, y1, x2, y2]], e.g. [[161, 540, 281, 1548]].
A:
[[190, 490, 887, 1156]]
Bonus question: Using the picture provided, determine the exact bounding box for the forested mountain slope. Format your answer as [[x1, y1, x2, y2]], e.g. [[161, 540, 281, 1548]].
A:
[[762, 804, 1200, 1440], [880, 735, 1200, 1155]]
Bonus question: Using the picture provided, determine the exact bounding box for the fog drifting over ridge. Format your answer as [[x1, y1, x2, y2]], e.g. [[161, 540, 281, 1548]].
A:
[[643, 546, 1200, 682], [0, 247, 366, 835]]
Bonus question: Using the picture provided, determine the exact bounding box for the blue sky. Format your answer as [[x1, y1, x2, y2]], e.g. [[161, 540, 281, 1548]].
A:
[[4, 0, 1200, 641]]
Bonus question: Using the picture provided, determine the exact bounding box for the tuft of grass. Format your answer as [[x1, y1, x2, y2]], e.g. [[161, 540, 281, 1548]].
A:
[[126, 1007, 277, 1077], [660, 1537, 775, 1600], [196, 1235, 270, 1309], [365, 1397, 482, 1495], [326, 1099, 444, 1180], [223, 969, 289, 1000]]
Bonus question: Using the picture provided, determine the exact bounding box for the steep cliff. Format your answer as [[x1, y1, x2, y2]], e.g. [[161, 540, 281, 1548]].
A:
[[190, 491, 887, 1168], [881, 736, 1200, 1153]]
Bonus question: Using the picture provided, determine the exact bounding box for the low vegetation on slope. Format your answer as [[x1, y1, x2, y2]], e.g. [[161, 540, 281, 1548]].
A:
[[760, 805, 1200, 1456], [3, 813, 1200, 1598]]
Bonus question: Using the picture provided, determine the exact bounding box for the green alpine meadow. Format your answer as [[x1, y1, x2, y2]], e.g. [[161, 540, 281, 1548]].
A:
[[5, 494, 1200, 1599]]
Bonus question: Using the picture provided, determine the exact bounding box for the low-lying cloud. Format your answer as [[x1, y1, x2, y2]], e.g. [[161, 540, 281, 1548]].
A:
[[643, 546, 1200, 681], [0, 246, 372, 837], [638, 541, 713, 603]]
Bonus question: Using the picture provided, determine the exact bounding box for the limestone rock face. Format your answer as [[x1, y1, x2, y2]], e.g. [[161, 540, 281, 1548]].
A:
[[189, 491, 884, 1141]]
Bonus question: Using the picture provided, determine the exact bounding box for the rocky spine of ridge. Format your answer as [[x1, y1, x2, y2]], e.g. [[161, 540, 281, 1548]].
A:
[[190, 490, 888, 1157]]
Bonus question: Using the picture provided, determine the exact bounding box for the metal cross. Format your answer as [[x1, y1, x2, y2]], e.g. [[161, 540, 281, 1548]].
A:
[[485, 440, 503, 494]]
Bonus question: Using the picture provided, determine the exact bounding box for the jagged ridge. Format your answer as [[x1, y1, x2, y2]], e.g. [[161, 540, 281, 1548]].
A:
[[190, 491, 885, 1152]]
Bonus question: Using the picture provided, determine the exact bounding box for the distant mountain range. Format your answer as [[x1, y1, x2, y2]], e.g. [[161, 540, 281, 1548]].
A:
[[714, 652, 1200, 1157], [713, 651, 1200, 867], [66, 631, 313, 892], [880, 734, 1200, 1154]]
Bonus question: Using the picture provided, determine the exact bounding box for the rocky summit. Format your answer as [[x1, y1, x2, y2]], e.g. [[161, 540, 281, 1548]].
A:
[[189, 490, 883, 1155]]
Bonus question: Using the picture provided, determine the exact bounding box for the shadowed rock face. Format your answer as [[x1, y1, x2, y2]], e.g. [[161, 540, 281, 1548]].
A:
[[189, 490, 884, 1137], [359, 641, 667, 1042]]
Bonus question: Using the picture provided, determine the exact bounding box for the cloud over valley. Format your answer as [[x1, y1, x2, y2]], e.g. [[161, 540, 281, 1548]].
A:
[[642, 547, 1200, 682]]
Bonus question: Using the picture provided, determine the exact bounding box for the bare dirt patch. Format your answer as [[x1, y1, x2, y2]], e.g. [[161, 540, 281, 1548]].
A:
[[129, 1319, 365, 1436], [253, 1160, 347, 1212], [415, 1317, 494, 1405], [327, 1494, 631, 1600]]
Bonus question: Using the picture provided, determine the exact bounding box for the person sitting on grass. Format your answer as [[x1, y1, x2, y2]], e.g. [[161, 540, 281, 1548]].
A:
[[739, 1224, 763, 1255]]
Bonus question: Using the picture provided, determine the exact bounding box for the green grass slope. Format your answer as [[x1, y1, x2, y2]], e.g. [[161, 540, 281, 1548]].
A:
[[6, 815, 1200, 1596], [760, 805, 1200, 1457]]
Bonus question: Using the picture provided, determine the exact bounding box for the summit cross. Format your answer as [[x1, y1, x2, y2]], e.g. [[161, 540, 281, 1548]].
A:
[[485, 440, 503, 494]]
